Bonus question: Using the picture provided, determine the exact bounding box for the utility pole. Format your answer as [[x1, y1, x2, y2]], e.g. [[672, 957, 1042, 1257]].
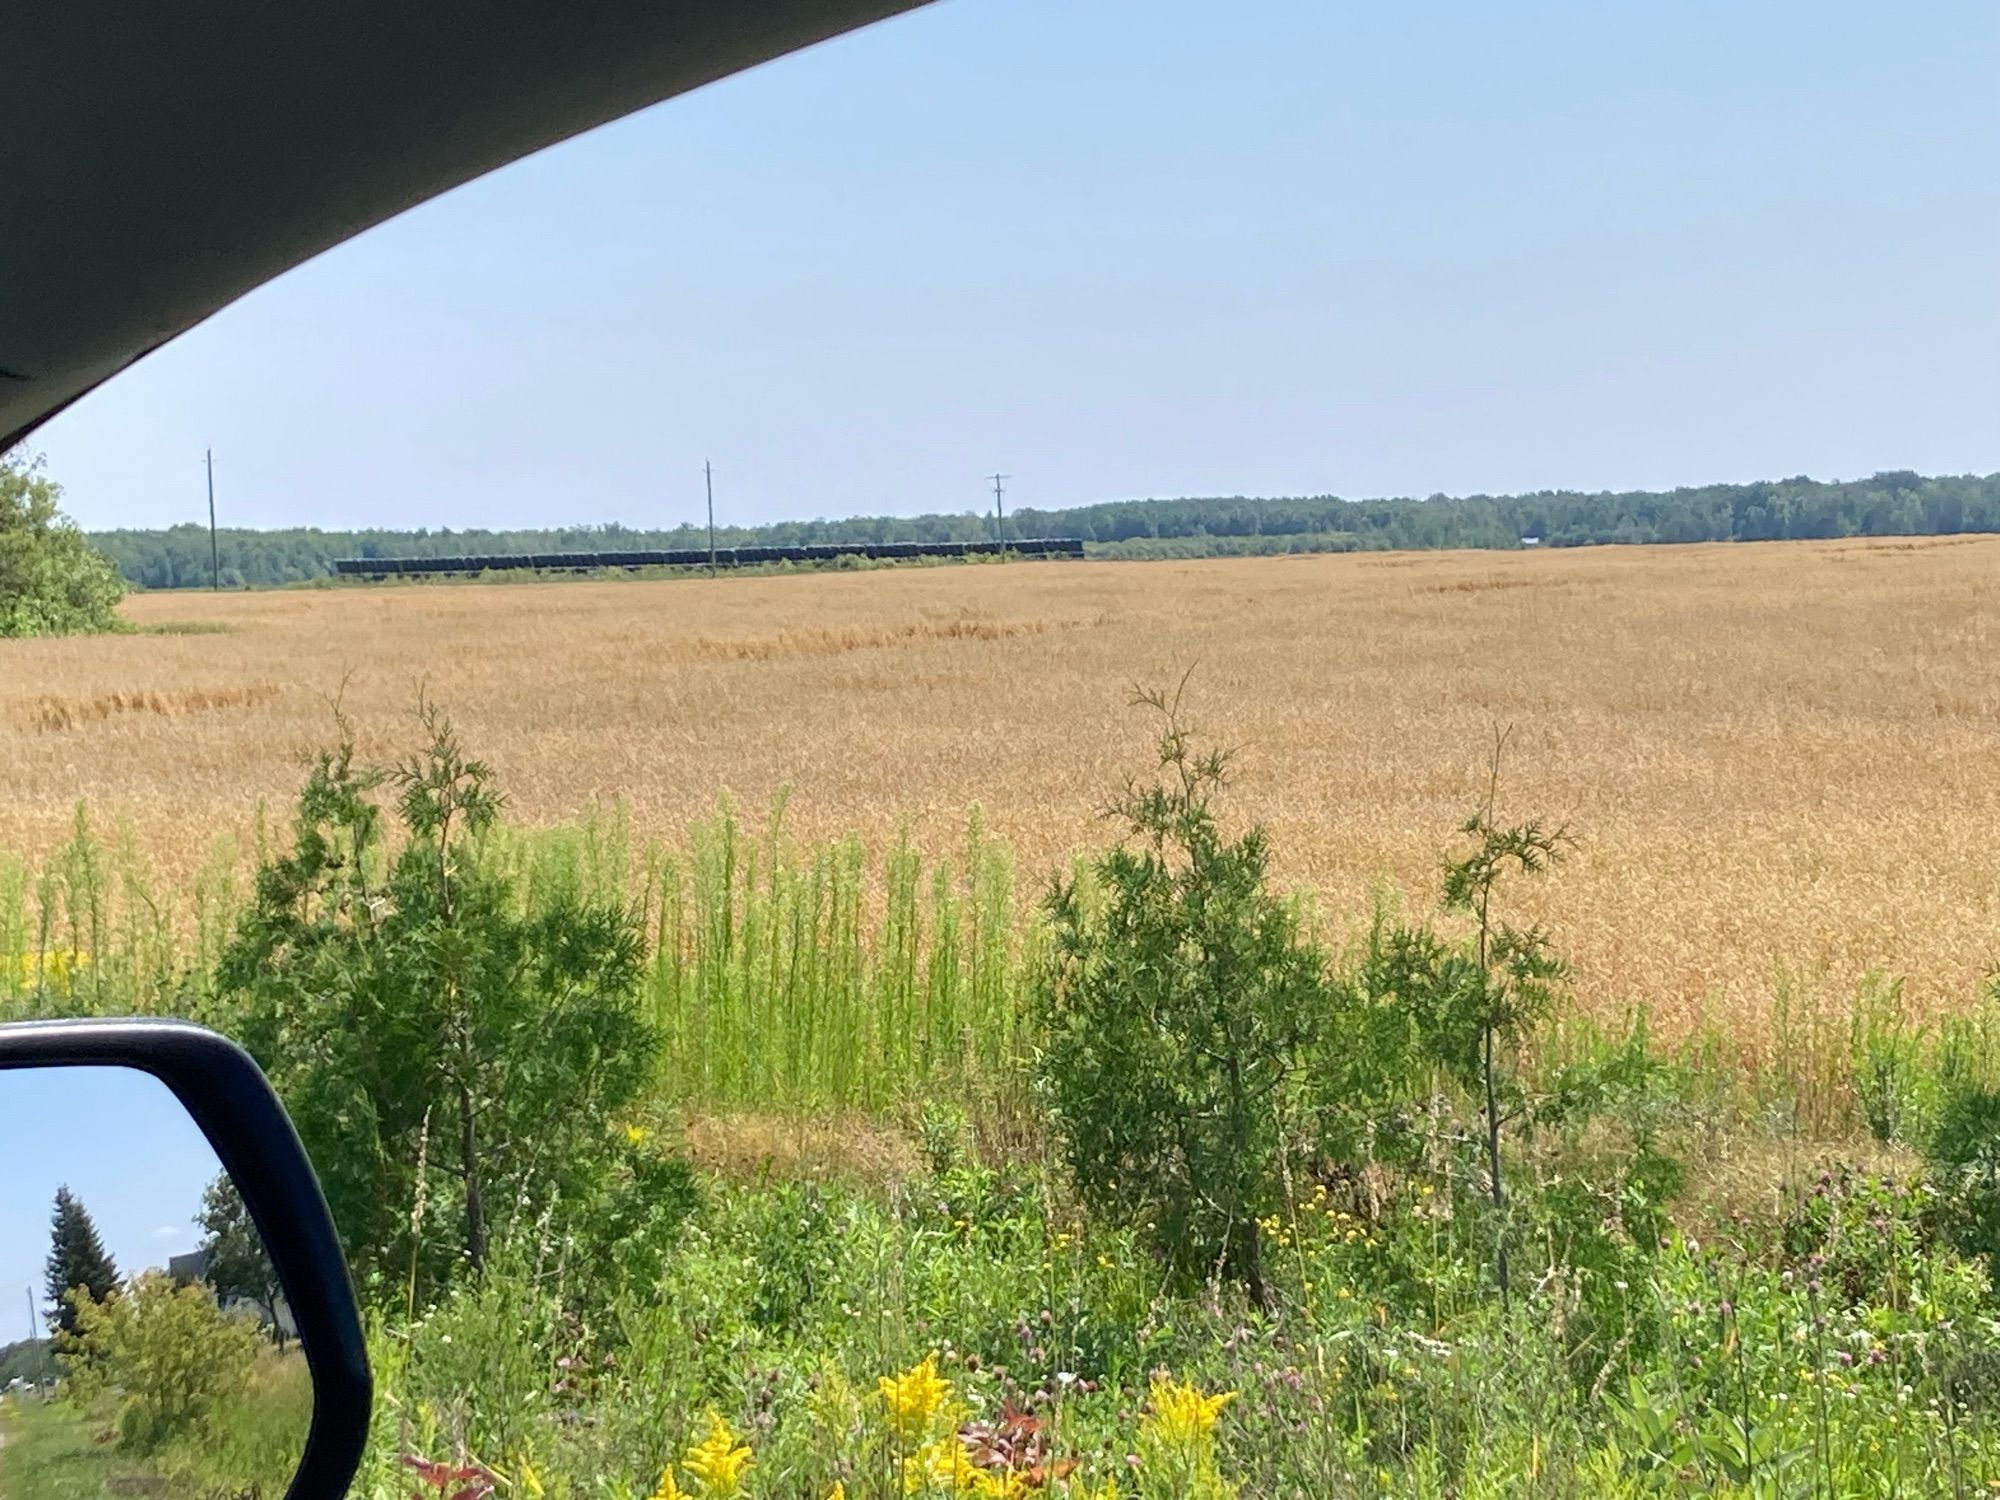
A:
[[26, 1285, 47, 1395], [205, 448, 219, 590], [705, 461, 717, 576], [989, 472, 1010, 549]]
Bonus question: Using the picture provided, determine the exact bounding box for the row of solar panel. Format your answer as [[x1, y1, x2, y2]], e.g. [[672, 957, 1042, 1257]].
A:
[[331, 537, 1085, 576]]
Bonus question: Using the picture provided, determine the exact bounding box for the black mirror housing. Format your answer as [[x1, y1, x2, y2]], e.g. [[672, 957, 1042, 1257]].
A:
[[0, 1018, 370, 1500]]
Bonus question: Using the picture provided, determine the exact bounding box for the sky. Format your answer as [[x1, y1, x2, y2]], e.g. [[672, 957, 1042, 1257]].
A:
[[32, 0, 2000, 535], [0, 1067, 225, 1341]]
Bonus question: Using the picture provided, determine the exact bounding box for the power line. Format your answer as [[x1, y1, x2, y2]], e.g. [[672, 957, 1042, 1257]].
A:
[[705, 460, 716, 576]]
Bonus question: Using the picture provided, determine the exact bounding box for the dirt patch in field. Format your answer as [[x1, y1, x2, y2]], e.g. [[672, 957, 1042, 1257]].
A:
[[683, 1112, 920, 1188]]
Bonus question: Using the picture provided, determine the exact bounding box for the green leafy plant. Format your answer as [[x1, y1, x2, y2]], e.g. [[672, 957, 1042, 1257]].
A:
[[216, 701, 655, 1300], [1036, 680, 1331, 1303], [1928, 1080, 2000, 1287], [1921, 981, 2000, 1288], [0, 452, 125, 637], [578, 1126, 703, 1307], [60, 1272, 260, 1451], [1439, 730, 1570, 1307]]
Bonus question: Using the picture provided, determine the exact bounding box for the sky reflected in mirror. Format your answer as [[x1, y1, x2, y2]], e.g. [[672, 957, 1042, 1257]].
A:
[[0, 1067, 222, 1335]]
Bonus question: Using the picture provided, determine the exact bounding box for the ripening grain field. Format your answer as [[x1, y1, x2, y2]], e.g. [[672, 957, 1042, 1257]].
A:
[[6, 536, 2000, 1045]]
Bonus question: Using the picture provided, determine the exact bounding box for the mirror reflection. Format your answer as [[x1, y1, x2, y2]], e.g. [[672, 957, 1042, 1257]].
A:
[[0, 1066, 309, 1499]]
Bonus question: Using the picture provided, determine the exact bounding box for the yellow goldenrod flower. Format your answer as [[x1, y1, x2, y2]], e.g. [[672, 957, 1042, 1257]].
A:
[[649, 1466, 684, 1500], [826, 1485, 846, 1500], [12, 950, 87, 991], [1142, 1376, 1236, 1447], [970, 1470, 1030, 1498], [879, 1353, 951, 1444], [623, 1123, 650, 1147], [682, 1411, 752, 1497], [903, 1437, 979, 1495]]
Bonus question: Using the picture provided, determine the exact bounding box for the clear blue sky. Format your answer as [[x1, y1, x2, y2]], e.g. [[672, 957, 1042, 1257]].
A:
[[1, 1068, 222, 1339], [34, 0, 2000, 534]]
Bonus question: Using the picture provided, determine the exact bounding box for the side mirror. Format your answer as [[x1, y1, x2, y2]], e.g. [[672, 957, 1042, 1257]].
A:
[[0, 1019, 369, 1500]]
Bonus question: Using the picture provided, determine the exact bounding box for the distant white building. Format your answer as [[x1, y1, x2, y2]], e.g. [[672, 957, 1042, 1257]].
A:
[[1519, 536, 1542, 548]]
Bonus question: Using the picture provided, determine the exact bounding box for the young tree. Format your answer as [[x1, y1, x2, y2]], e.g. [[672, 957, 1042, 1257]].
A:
[[1440, 730, 1569, 1309], [45, 1186, 120, 1335], [60, 1273, 259, 1451], [1036, 682, 1331, 1304], [216, 703, 655, 1301], [193, 1175, 285, 1342], [0, 452, 125, 637]]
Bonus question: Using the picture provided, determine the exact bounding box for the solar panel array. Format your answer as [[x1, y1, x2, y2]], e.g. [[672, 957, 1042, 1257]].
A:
[[332, 537, 1085, 577]]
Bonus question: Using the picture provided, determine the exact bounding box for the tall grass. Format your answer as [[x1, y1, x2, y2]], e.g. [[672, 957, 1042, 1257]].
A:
[[2, 796, 1041, 1116], [0, 805, 239, 1022], [6, 795, 1991, 1137], [483, 792, 1041, 1112], [638, 794, 1035, 1114]]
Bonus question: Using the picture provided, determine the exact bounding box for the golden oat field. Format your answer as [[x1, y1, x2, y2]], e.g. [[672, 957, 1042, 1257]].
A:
[[6, 536, 2000, 1045]]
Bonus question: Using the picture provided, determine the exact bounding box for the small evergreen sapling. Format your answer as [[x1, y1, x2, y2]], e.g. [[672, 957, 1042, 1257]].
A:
[[1036, 680, 1331, 1304]]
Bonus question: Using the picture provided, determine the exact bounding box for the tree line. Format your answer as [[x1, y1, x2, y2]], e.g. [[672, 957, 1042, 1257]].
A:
[[87, 469, 2000, 589]]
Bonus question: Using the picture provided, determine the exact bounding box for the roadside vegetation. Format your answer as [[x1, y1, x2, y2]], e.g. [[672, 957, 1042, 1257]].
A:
[[4, 690, 2000, 1497], [0, 452, 125, 636]]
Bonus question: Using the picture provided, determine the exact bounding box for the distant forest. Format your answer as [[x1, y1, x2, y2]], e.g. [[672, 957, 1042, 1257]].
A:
[[91, 470, 2000, 589]]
